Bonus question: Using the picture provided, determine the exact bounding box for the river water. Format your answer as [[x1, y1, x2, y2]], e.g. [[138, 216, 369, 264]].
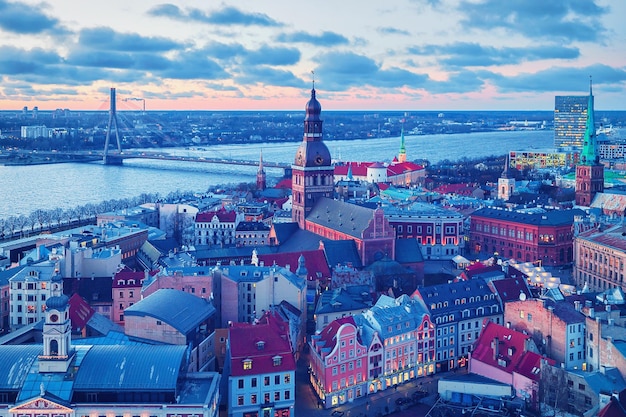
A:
[[0, 129, 553, 219]]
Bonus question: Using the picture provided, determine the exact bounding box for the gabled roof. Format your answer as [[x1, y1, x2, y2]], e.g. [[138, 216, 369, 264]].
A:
[[314, 316, 356, 357], [394, 238, 424, 263], [306, 198, 376, 239], [321, 239, 362, 268], [598, 388, 626, 417], [334, 162, 372, 177], [489, 277, 532, 303], [271, 222, 300, 245], [229, 317, 295, 377], [124, 288, 215, 335], [471, 321, 547, 380], [315, 287, 371, 315], [258, 249, 330, 279], [196, 208, 237, 223]]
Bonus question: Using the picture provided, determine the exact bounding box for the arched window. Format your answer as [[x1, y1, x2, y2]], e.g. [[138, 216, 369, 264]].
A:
[[50, 339, 59, 355]]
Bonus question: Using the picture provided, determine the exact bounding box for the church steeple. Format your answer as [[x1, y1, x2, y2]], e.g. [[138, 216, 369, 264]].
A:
[[256, 150, 266, 191], [580, 77, 597, 165], [575, 76, 604, 207], [398, 123, 407, 163]]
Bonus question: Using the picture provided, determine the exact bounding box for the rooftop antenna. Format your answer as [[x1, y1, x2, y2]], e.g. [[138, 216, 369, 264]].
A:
[[311, 70, 315, 90]]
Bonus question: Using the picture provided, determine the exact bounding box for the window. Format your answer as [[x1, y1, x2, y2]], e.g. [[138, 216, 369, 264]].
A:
[[250, 394, 257, 404], [275, 375, 280, 385], [264, 393, 270, 403], [264, 376, 270, 386], [251, 378, 257, 387], [284, 374, 291, 384], [274, 391, 280, 401], [284, 390, 290, 400], [238, 379, 244, 389], [237, 395, 244, 406], [243, 359, 252, 370]]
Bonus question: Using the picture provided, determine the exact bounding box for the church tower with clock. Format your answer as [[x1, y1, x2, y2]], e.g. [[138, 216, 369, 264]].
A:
[[39, 273, 75, 373], [292, 83, 334, 229]]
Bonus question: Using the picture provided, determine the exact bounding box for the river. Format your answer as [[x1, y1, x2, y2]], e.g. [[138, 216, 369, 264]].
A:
[[0, 129, 553, 220]]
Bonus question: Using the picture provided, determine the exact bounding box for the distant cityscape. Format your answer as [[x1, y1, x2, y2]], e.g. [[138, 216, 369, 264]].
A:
[[0, 84, 625, 417]]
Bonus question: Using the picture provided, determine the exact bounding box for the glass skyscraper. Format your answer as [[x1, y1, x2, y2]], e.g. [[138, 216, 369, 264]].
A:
[[554, 95, 588, 149]]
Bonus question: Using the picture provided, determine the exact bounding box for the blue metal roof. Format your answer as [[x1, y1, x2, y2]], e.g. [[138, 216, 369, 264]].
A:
[[73, 344, 186, 391], [0, 345, 40, 390], [124, 288, 215, 335]]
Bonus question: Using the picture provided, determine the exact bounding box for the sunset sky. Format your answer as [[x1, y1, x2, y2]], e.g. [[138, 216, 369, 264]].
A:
[[0, 0, 625, 111]]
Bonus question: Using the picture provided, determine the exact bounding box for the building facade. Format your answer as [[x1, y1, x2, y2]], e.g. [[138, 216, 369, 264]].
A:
[[226, 315, 296, 417], [573, 223, 626, 293], [554, 95, 588, 149], [469, 207, 584, 267], [383, 203, 463, 260], [8, 260, 60, 330], [412, 278, 503, 372], [195, 208, 244, 247], [504, 298, 586, 370]]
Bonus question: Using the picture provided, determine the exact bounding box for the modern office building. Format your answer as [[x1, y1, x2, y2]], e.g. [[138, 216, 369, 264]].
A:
[[554, 95, 588, 149]]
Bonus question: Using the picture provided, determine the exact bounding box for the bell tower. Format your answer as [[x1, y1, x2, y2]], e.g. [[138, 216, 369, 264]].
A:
[[39, 274, 74, 373], [292, 79, 334, 229], [575, 78, 604, 207], [498, 155, 515, 201]]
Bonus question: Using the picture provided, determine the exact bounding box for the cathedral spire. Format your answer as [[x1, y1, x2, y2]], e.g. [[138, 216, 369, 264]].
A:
[[256, 150, 266, 191], [398, 122, 407, 163], [580, 76, 597, 165]]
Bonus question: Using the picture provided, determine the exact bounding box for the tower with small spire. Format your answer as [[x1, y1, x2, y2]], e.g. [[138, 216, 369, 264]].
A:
[[256, 150, 266, 191], [39, 273, 75, 373], [575, 78, 604, 207], [291, 77, 334, 229], [498, 154, 515, 201], [398, 123, 407, 163]]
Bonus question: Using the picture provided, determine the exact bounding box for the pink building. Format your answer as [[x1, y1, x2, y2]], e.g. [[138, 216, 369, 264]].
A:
[[140, 267, 213, 300], [469, 321, 554, 411], [309, 317, 369, 408], [112, 269, 152, 325]]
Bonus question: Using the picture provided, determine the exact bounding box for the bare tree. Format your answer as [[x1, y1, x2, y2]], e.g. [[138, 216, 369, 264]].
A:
[[539, 360, 570, 416], [50, 208, 64, 229]]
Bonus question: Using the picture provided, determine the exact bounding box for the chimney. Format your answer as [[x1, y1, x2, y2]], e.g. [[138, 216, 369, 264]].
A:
[[585, 300, 592, 308], [590, 308, 595, 318], [491, 337, 499, 360]]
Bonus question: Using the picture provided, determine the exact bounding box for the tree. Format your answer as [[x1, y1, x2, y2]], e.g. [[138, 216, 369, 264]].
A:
[[539, 360, 570, 416]]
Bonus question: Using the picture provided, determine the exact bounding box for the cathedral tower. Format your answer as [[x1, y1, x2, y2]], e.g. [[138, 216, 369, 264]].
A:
[[292, 84, 334, 229], [575, 79, 604, 207]]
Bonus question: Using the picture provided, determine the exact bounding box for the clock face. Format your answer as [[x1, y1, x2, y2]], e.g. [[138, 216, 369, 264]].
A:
[[315, 155, 324, 165], [50, 314, 59, 323], [296, 152, 303, 164]]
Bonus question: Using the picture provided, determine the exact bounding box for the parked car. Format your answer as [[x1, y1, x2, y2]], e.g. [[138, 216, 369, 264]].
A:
[[395, 397, 412, 406], [331, 411, 344, 417], [412, 390, 429, 402]]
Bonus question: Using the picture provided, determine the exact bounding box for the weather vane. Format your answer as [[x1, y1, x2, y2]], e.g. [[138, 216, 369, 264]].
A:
[[311, 70, 315, 89]]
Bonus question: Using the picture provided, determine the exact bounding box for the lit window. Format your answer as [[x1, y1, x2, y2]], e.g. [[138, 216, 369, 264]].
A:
[[243, 359, 252, 370]]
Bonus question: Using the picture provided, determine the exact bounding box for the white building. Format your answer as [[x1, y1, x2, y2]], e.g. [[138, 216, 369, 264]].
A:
[[9, 260, 61, 330]]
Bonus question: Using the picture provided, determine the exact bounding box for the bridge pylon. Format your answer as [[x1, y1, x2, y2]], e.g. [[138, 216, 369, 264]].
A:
[[103, 87, 123, 165]]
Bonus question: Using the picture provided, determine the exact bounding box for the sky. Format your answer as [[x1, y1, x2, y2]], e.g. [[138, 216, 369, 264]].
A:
[[0, 0, 625, 111]]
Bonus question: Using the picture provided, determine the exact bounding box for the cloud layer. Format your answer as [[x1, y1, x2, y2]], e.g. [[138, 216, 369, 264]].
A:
[[0, 0, 624, 110]]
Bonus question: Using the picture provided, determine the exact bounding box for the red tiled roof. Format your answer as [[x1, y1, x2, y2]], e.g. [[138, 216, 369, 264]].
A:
[[387, 162, 424, 176], [275, 178, 292, 189], [334, 162, 372, 177], [229, 314, 295, 377], [490, 277, 532, 303], [258, 249, 330, 279], [316, 316, 355, 357], [113, 270, 155, 288], [598, 389, 626, 417], [196, 208, 238, 222], [472, 322, 547, 379], [69, 293, 95, 329]]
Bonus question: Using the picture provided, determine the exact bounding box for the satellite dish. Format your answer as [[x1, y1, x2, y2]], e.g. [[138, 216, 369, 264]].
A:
[[519, 292, 527, 301]]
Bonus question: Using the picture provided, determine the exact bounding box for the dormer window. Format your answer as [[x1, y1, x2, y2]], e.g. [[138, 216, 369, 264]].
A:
[[243, 359, 252, 370], [256, 341, 265, 350], [273, 355, 282, 366]]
